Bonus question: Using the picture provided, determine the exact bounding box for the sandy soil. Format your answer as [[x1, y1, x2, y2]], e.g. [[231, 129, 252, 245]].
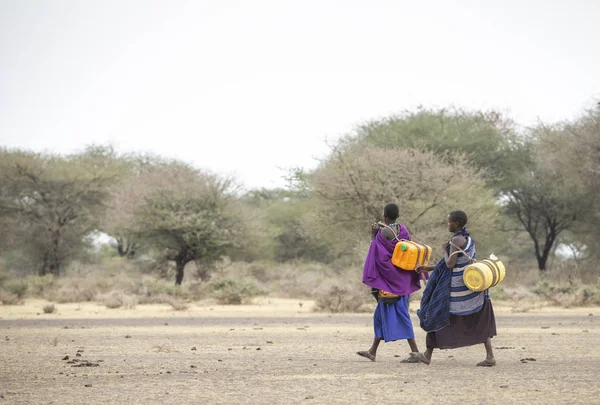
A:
[[0, 298, 599, 405]]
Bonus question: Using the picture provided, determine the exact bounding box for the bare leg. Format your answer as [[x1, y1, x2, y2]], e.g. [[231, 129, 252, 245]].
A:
[[408, 338, 419, 353], [357, 337, 381, 361], [476, 338, 496, 367]]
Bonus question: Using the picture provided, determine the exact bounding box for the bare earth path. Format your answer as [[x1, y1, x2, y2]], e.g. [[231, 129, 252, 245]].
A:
[[1, 299, 599, 405]]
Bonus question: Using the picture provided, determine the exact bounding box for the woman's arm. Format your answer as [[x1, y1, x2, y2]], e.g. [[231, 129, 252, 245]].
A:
[[370, 223, 380, 240], [444, 235, 466, 269]]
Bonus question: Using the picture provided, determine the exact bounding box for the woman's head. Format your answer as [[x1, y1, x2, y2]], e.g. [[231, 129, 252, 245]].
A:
[[448, 210, 468, 232], [383, 203, 399, 222]]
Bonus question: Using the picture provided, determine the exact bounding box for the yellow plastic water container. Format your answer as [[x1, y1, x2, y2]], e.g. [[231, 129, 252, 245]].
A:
[[391, 240, 432, 271], [463, 254, 506, 292]]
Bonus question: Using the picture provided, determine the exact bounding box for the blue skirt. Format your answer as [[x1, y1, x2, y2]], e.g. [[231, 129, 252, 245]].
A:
[[374, 295, 415, 342]]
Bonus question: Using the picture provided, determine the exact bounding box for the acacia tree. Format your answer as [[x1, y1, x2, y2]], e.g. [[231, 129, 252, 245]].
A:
[[351, 107, 520, 188], [516, 104, 600, 265], [501, 116, 597, 271], [307, 145, 499, 260], [132, 163, 244, 285], [102, 153, 166, 259], [564, 105, 600, 258], [240, 188, 330, 262], [324, 106, 585, 271], [0, 147, 117, 276]]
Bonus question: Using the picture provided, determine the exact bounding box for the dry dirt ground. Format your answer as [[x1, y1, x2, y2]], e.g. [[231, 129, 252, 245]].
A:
[[0, 298, 599, 405]]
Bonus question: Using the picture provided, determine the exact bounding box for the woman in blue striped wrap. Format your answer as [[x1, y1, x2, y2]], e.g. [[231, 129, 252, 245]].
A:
[[411, 210, 497, 366]]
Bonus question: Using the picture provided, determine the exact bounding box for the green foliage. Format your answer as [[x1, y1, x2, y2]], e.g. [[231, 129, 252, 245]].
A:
[[238, 188, 331, 263], [3, 279, 28, 298], [532, 106, 600, 261], [0, 103, 598, 284], [0, 269, 10, 288], [351, 107, 520, 188], [141, 280, 186, 298], [0, 146, 118, 275], [132, 163, 245, 284], [502, 124, 592, 270], [25, 274, 56, 296], [208, 278, 266, 305]]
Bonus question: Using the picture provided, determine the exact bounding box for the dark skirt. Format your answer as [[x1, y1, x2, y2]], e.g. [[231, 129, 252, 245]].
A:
[[426, 298, 497, 349]]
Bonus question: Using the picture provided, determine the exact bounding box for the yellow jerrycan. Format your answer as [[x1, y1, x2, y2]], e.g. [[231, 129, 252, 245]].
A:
[[463, 254, 506, 292], [377, 222, 432, 271], [391, 240, 432, 271]]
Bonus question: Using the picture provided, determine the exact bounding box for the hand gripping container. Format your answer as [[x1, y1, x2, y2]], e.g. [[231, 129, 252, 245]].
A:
[[378, 222, 432, 271]]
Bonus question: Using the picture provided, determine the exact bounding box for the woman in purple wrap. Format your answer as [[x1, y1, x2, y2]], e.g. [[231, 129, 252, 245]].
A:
[[357, 203, 424, 363]]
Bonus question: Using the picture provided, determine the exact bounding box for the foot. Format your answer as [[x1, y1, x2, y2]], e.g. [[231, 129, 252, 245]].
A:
[[400, 353, 421, 363], [476, 358, 496, 367], [356, 351, 376, 362], [409, 352, 430, 365]]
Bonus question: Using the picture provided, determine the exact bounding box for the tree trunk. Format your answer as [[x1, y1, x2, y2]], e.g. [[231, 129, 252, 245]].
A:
[[536, 255, 548, 271], [117, 237, 126, 257], [533, 230, 557, 272], [40, 230, 62, 276], [49, 229, 62, 276], [117, 238, 137, 259], [175, 260, 186, 285], [39, 253, 49, 276]]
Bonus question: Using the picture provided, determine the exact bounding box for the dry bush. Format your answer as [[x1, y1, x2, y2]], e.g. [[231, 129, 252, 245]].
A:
[[25, 274, 56, 296], [533, 280, 600, 308], [544, 258, 600, 284], [214, 260, 342, 299], [120, 294, 138, 309], [0, 290, 22, 305], [499, 260, 541, 287], [271, 263, 337, 299], [313, 280, 373, 313], [97, 291, 138, 309], [167, 298, 188, 311], [208, 278, 266, 305], [49, 282, 98, 303], [43, 303, 56, 314], [103, 294, 123, 309], [136, 293, 173, 305]]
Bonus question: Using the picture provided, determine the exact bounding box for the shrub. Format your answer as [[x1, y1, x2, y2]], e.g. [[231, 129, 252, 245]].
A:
[[314, 284, 372, 313], [533, 280, 600, 307], [121, 294, 138, 309], [209, 278, 266, 305], [43, 303, 56, 314], [26, 274, 56, 296], [167, 298, 189, 311], [0, 291, 21, 305], [140, 280, 185, 298], [3, 280, 28, 298], [104, 294, 123, 309], [0, 271, 10, 288]]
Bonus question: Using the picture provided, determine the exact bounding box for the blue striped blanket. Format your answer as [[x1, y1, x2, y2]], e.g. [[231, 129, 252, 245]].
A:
[[417, 258, 452, 333], [418, 228, 483, 332]]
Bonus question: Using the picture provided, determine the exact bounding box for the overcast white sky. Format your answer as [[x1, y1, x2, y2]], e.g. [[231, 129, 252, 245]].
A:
[[1, 0, 599, 189]]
